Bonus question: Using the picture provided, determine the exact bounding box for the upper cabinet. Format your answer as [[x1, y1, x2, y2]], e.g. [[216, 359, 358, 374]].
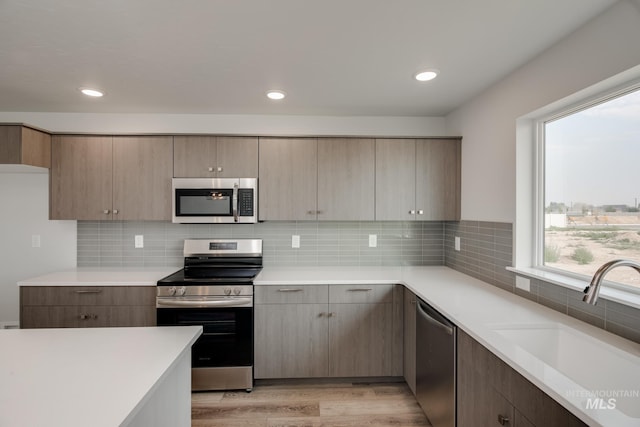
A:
[[317, 138, 375, 221], [259, 137, 377, 221], [46, 130, 459, 222], [112, 136, 173, 220], [415, 139, 461, 220], [0, 125, 51, 168], [376, 138, 460, 221], [259, 137, 318, 221], [50, 135, 172, 220], [173, 135, 258, 178]]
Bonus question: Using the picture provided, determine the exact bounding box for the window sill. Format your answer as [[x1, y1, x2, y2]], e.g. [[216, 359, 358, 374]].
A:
[[506, 266, 640, 310]]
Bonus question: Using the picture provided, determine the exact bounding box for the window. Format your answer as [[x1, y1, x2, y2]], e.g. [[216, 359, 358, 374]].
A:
[[540, 87, 640, 291]]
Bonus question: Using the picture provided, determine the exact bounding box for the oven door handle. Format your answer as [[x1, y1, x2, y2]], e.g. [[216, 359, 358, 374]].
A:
[[157, 298, 252, 307]]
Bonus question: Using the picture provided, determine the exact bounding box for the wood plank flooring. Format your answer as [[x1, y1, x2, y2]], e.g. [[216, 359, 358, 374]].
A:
[[192, 381, 432, 427]]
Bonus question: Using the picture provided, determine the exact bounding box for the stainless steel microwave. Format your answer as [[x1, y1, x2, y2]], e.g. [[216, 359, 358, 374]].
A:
[[172, 178, 257, 223]]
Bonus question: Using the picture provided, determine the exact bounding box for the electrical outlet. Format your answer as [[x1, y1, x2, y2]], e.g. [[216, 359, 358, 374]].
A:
[[368, 234, 377, 248], [292, 235, 300, 248], [134, 235, 144, 249], [31, 235, 41, 248], [516, 276, 531, 292], [454, 236, 461, 251]]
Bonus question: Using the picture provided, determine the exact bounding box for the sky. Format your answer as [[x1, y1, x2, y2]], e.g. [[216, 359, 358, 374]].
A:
[[545, 87, 640, 209]]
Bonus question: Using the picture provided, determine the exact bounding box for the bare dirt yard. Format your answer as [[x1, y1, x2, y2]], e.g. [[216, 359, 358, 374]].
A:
[[545, 215, 640, 288]]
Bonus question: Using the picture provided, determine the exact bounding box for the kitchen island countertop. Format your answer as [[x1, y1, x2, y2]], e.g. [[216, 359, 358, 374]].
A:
[[0, 326, 201, 427]]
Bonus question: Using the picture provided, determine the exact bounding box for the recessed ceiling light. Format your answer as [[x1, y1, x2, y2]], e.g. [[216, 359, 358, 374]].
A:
[[266, 90, 286, 100], [414, 70, 439, 82], [79, 87, 104, 97]]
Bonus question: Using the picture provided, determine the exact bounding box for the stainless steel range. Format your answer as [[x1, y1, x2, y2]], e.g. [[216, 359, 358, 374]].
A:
[[156, 238, 262, 392]]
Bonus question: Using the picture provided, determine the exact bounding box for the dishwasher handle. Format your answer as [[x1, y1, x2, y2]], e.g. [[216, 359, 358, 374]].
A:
[[417, 299, 454, 336]]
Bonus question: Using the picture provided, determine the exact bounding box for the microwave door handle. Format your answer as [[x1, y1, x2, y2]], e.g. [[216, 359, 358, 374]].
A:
[[232, 183, 239, 222]]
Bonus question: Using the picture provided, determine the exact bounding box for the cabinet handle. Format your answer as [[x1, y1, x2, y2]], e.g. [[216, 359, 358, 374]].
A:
[[217, 166, 223, 172], [417, 210, 424, 215], [78, 314, 98, 320], [277, 288, 303, 292], [208, 167, 214, 172], [74, 289, 103, 294], [409, 210, 416, 215], [316, 210, 323, 215], [347, 288, 372, 292], [497, 414, 510, 425], [113, 209, 119, 215], [328, 312, 336, 317], [103, 210, 110, 214]]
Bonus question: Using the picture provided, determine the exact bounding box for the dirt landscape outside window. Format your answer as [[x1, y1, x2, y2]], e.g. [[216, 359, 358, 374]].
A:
[[544, 88, 640, 290]]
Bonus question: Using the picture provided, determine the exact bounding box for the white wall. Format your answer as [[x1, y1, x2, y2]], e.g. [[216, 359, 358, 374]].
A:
[[446, 0, 640, 223], [0, 113, 448, 137], [0, 170, 76, 324]]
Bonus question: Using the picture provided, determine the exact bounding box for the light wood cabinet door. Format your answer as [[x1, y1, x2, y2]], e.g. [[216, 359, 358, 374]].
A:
[[415, 138, 461, 221], [50, 135, 114, 220], [173, 135, 217, 177], [403, 289, 417, 395], [258, 137, 318, 220], [375, 139, 416, 221], [173, 135, 258, 178], [0, 125, 51, 168], [216, 136, 258, 178], [328, 302, 394, 377], [317, 138, 375, 220], [254, 303, 329, 378], [112, 136, 173, 220]]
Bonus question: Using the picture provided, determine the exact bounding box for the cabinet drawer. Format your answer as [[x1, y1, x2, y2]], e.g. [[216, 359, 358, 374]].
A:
[[21, 286, 156, 306], [255, 285, 328, 304], [21, 305, 155, 329], [21, 306, 109, 328], [329, 284, 393, 303]]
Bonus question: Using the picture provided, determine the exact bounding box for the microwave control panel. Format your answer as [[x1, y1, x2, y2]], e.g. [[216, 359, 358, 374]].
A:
[[238, 189, 254, 216]]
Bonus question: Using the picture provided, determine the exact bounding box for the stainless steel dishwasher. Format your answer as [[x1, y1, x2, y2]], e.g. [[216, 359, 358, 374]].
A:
[[416, 297, 456, 427]]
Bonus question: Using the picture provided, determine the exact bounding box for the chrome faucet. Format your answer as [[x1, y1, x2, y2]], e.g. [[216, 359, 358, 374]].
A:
[[583, 259, 640, 305]]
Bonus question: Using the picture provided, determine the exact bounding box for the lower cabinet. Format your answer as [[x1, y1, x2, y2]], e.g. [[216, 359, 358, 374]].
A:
[[457, 329, 587, 427], [20, 286, 156, 328], [254, 284, 403, 379]]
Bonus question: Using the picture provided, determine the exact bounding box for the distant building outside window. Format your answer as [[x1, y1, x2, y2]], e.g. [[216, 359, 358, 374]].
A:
[[542, 87, 640, 290]]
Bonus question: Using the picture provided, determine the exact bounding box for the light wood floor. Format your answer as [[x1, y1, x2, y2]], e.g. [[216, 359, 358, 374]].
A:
[[192, 381, 432, 427]]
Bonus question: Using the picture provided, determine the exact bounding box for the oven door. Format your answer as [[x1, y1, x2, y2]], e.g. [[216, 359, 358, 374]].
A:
[[157, 306, 253, 367]]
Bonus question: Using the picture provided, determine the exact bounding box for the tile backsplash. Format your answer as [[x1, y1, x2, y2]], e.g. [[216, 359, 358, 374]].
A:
[[444, 220, 640, 344], [77, 218, 639, 343], [77, 220, 445, 268]]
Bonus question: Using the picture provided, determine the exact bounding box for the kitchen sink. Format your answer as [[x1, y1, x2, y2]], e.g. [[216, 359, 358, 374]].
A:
[[490, 323, 640, 418]]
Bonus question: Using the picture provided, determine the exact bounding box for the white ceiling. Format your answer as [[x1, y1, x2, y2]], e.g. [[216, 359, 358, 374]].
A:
[[0, 0, 618, 117]]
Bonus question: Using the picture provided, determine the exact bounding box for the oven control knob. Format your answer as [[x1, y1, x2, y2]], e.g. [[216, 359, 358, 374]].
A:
[[177, 286, 187, 296], [233, 288, 241, 295], [168, 286, 177, 296], [224, 288, 232, 296]]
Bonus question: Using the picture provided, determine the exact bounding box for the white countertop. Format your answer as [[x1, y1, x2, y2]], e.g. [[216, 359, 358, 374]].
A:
[[255, 266, 640, 427], [0, 326, 202, 427], [16, 265, 640, 426], [17, 267, 177, 287]]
